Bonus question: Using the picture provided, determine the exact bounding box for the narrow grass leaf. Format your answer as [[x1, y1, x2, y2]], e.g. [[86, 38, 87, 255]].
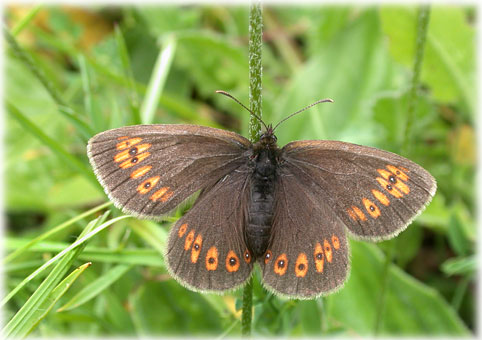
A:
[[23, 262, 92, 337], [3, 215, 102, 337], [129, 220, 167, 255], [78, 55, 101, 131], [11, 5, 42, 36], [58, 264, 132, 312], [4, 201, 112, 264], [441, 256, 476, 276], [115, 25, 140, 118], [140, 35, 177, 124], [7, 238, 164, 267], [57, 105, 95, 141], [1, 213, 130, 306], [6, 101, 97, 185]]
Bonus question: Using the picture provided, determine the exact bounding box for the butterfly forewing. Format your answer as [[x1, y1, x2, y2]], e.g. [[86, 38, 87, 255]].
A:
[[282, 140, 437, 240], [166, 165, 254, 292], [261, 163, 349, 298], [87, 125, 251, 219]]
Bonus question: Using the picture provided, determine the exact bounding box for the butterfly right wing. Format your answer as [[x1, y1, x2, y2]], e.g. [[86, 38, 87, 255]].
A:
[[166, 164, 254, 292]]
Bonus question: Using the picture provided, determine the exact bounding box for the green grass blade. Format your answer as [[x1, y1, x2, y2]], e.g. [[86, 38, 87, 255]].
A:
[[6, 101, 98, 185], [58, 264, 133, 312], [2, 214, 102, 338], [1, 213, 129, 307], [23, 262, 92, 337], [3, 201, 112, 264], [11, 5, 42, 36], [129, 220, 167, 255], [6, 239, 164, 267], [140, 35, 177, 124], [78, 54, 101, 131], [114, 25, 140, 121], [4, 27, 66, 106], [57, 105, 95, 141]]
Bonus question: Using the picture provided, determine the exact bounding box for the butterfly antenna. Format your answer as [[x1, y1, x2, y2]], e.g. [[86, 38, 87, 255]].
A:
[[272, 98, 334, 131], [215, 90, 269, 131]]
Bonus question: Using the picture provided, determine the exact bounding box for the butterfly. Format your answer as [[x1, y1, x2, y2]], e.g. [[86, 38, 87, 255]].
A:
[[87, 92, 436, 299]]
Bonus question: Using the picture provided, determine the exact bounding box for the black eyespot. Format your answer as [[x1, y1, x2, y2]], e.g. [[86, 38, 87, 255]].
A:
[[144, 182, 151, 189], [386, 184, 393, 190], [316, 253, 323, 260], [389, 175, 397, 184], [194, 244, 199, 250], [370, 205, 375, 211], [396, 170, 401, 175], [298, 264, 305, 270], [245, 252, 250, 259], [278, 260, 285, 268], [131, 157, 138, 164], [129, 147, 138, 156], [229, 257, 237, 266], [208, 258, 215, 264], [265, 253, 271, 259]]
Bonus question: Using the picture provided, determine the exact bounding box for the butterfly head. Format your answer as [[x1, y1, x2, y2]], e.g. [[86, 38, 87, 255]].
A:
[[259, 124, 278, 148]]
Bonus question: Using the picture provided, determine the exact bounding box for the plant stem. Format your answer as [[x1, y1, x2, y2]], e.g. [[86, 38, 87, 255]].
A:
[[403, 5, 431, 155], [248, 1, 263, 142], [375, 6, 431, 335], [242, 1, 263, 337]]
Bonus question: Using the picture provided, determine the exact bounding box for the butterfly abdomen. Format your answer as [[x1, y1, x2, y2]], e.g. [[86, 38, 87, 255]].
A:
[[246, 147, 278, 258]]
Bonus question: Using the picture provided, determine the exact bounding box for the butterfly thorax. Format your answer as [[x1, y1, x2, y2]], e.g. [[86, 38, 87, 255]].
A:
[[246, 131, 280, 259]]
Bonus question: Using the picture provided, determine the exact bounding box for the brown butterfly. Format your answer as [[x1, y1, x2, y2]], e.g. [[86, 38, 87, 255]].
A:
[[87, 92, 436, 298]]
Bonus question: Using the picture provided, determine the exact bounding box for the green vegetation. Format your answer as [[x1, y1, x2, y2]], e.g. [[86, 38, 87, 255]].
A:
[[4, 5, 475, 337]]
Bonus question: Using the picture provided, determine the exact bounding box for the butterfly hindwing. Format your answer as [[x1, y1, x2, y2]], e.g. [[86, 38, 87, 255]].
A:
[[166, 164, 254, 292], [87, 124, 251, 219], [260, 162, 349, 298], [281, 140, 437, 240]]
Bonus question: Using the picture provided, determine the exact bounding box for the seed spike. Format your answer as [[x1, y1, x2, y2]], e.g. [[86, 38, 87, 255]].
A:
[[215, 90, 269, 131], [272, 98, 334, 131]]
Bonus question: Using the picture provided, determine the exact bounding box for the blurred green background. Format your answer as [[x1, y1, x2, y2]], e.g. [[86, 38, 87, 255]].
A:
[[4, 4, 476, 337]]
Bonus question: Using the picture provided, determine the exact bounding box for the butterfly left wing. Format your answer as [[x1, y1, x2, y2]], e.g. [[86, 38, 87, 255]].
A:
[[260, 163, 349, 298], [281, 140, 436, 240], [166, 164, 254, 292], [87, 124, 251, 219]]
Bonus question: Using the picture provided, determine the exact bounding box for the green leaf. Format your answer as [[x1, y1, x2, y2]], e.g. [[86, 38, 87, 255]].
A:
[[3, 201, 112, 264], [447, 201, 475, 256], [140, 35, 177, 124], [325, 241, 470, 335], [6, 102, 98, 186], [26, 262, 92, 336], [441, 256, 476, 277], [58, 264, 132, 312], [379, 7, 475, 115], [2, 213, 130, 306], [3, 214, 101, 337], [274, 10, 399, 145]]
